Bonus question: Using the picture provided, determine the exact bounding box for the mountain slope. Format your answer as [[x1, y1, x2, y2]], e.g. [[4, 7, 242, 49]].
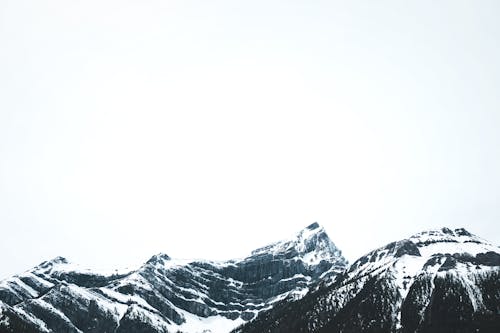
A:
[[235, 227, 500, 333], [0, 223, 347, 333]]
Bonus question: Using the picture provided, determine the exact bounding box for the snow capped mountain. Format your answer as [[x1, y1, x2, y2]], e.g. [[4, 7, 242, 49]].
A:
[[236, 227, 500, 333], [2, 226, 498, 333], [251, 222, 346, 268], [0, 223, 347, 333]]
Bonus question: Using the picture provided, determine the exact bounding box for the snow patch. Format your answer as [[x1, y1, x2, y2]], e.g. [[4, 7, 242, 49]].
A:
[[11, 306, 51, 333], [11, 278, 39, 298], [171, 308, 245, 333]]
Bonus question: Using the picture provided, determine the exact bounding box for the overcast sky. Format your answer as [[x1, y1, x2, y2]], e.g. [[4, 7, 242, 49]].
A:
[[1, 0, 499, 279]]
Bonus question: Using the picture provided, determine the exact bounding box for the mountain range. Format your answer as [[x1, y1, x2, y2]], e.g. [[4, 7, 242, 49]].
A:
[[0, 223, 498, 333], [234, 227, 500, 333]]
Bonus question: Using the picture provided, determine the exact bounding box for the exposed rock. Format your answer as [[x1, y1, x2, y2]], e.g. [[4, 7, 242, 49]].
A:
[[235, 228, 500, 333], [0, 223, 347, 333]]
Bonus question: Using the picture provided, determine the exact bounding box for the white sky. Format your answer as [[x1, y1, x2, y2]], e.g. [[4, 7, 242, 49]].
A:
[[1, 0, 500, 279]]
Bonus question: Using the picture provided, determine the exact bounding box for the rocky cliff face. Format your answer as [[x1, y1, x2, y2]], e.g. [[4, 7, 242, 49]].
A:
[[0, 223, 347, 333], [235, 228, 500, 333]]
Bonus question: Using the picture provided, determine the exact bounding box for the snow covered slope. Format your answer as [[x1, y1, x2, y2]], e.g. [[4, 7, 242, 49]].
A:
[[0, 223, 347, 333], [236, 227, 500, 333]]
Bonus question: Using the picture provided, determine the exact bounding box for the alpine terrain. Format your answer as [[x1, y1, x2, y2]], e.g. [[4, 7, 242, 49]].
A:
[[235, 227, 500, 333], [0, 223, 347, 333]]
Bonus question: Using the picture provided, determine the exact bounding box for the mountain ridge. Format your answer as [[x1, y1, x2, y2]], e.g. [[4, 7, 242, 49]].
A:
[[0, 223, 347, 333], [234, 227, 500, 333], [1, 226, 498, 333]]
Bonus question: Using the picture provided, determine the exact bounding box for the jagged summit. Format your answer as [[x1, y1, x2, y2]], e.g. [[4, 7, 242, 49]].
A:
[[145, 253, 172, 266], [409, 227, 489, 246], [347, 226, 498, 276], [43, 256, 69, 265], [34, 256, 70, 271], [305, 222, 320, 230], [405, 227, 497, 261], [250, 223, 346, 266], [411, 226, 476, 240]]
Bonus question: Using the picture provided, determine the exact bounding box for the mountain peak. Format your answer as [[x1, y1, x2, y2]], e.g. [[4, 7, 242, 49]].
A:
[[29, 256, 71, 275], [454, 227, 473, 236], [250, 223, 347, 267], [146, 253, 171, 266], [414, 226, 474, 237], [51, 256, 69, 264], [348, 226, 498, 279], [409, 227, 486, 247], [305, 222, 320, 230], [37, 256, 69, 267]]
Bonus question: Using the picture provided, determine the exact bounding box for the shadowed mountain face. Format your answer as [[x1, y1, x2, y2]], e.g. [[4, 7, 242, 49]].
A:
[[234, 228, 500, 333], [0, 223, 347, 333]]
